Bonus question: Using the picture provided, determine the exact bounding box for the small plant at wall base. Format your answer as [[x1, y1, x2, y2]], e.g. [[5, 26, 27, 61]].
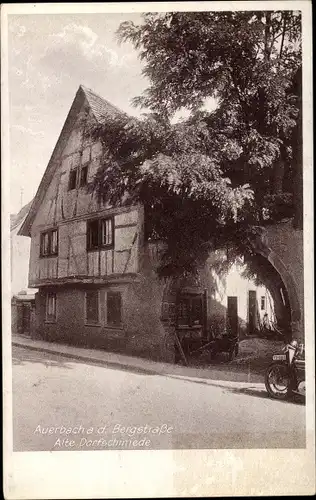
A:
[[89, 10, 302, 279]]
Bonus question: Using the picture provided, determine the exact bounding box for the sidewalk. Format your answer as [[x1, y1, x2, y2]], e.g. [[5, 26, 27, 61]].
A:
[[12, 334, 265, 385]]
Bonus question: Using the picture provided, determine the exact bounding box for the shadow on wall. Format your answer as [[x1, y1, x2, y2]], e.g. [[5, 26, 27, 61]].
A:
[[207, 298, 247, 339]]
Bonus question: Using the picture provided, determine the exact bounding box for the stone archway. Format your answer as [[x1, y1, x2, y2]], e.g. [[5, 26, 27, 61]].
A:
[[250, 226, 302, 339], [158, 224, 303, 362]]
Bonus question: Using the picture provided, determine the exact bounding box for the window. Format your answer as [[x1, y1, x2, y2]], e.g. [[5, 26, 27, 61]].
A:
[[191, 296, 203, 325], [69, 165, 89, 190], [161, 302, 176, 324], [85, 290, 100, 324], [46, 292, 57, 322], [107, 291, 122, 326], [87, 217, 114, 250], [87, 219, 99, 249], [101, 218, 113, 246], [68, 169, 77, 190], [51, 230, 58, 254], [41, 232, 50, 256], [176, 295, 203, 327], [40, 229, 58, 256], [177, 298, 190, 326], [261, 296, 266, 311], [80, 165, 88, 187]]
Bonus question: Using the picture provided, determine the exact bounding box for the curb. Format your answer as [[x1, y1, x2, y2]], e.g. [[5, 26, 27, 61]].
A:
[[12, 340, 164, 376], [12, 339, 266, 384]]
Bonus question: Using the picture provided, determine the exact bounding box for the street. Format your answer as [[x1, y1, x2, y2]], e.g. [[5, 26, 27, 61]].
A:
[[12, 346, 305, 451]]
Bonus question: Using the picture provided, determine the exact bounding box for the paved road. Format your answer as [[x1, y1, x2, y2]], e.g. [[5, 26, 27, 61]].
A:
[[12, 346, 305, 451]]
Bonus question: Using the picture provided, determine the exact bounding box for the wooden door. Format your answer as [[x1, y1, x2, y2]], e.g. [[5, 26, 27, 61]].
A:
[[248, 290, 257, 335], [22, 304, 31, 335], [227, 296, 238, 337]]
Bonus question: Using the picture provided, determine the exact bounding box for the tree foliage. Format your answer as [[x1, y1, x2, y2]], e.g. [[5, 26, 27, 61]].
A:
[[90, 113, 254, 276], [91, 10, 302, 277]]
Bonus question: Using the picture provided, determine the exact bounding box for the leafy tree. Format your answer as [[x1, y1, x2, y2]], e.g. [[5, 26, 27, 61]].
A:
[[118, 11, 302, 210], [90, 112, 254, 276], [90, 10, 302, 277]]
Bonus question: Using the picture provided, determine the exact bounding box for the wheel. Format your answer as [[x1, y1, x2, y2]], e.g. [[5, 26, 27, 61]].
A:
[[209, 349, 217, 361], [227, 348, 235, 361], [265, 363, 292, 400], [227, 341, 238, 361]]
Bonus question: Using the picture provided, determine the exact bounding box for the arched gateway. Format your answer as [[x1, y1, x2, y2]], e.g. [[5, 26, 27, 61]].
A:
[[159, 224, 303, 362]]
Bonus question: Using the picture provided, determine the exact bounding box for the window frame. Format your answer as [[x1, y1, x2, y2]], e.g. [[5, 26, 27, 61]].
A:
[[40, 229, 58, 257], [176, 295, 203, 328], [68, 164, 89, 191], [45, 292, 57, 323], [86, 216, 114, 251], [79, 164, 89, 187], [106, 291, 122, 327], [84, 290, 101, 326], [261, 296, 266, 311], [68, 168, 78, 191]]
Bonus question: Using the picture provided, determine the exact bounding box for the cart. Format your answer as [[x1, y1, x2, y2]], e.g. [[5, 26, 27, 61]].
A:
[[164, 286, 239, 366], [174, 327, 239, 366]]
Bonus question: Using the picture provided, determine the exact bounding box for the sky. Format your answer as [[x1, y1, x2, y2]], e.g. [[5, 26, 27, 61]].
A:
[[7, 12, 217, 215], [8, 13, 148, 214]]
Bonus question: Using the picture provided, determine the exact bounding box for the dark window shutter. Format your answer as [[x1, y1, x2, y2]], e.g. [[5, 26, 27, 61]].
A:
[[86, 291, 99, 323], [68, 169, 77, 190], [80, 166, 88, 187], [107, 292, 122, 326]]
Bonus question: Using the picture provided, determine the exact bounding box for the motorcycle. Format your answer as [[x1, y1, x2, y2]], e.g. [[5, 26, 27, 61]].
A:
[[265, 339, 305, 400]]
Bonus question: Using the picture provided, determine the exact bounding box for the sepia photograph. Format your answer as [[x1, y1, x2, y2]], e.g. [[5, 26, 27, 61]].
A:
[[2, 1, 314, 498]]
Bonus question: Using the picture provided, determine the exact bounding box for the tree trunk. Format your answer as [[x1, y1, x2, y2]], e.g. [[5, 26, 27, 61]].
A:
[[264, 12, 272, 61], [292, 68, 303, 230], [293, 105, 303, 229], [272, 159, 285, 194]]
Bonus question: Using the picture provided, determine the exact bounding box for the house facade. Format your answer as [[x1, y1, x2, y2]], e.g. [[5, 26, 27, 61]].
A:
[[11, 200, 34, 297], [11, 201, 37, 336], [19, 86, 175, 360], [19, 85, 303, 363], [210, 261, 275, 336]]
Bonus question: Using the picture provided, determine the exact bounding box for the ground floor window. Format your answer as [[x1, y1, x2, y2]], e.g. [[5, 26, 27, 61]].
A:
[[161, 302, 176, 324], [177, 295, 203, 327], [107, 291, 122, 327], [85, 290, 100, 324], [46, 292, 57, 322]]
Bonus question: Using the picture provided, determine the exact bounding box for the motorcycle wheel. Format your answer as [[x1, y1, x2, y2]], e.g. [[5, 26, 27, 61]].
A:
[[265, 363, 292, 400]]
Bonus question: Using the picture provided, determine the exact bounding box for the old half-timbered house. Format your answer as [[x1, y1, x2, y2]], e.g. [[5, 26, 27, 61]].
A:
[[18, 85, 173, 360], [18, 85, 298, 363]]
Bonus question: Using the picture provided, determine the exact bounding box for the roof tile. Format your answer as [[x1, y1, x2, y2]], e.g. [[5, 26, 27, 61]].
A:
[[80, 85, 126, 123]]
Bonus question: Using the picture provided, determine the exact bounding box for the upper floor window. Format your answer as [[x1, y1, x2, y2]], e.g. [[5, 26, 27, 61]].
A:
[[87, 217, 114, 250], [80, 165, 88, 187], [40, 229, 58, 257], [68, 169, 77, 190], [68, 164, 89, 191]]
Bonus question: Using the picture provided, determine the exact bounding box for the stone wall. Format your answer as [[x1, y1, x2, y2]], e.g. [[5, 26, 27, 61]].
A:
[[32, 221, 305, 359], [263, 221, 304, 340]]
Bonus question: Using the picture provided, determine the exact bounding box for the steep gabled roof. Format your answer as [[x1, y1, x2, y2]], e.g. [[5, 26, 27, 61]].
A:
[[81, 85, 127, 122], [18, 85, 126, 237], [10, 199, 33, 232]]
